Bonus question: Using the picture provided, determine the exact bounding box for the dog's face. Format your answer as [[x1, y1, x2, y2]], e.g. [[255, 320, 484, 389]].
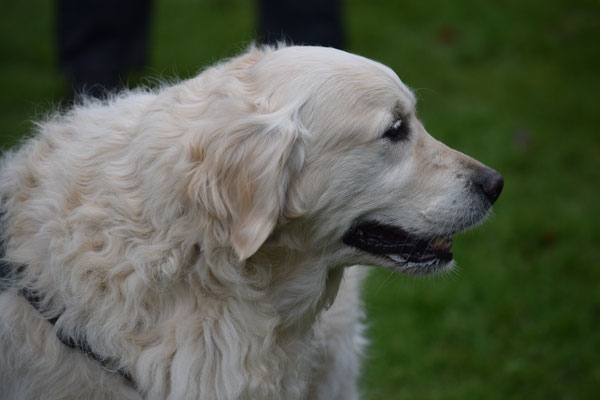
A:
[[187, 46, 503, 275]]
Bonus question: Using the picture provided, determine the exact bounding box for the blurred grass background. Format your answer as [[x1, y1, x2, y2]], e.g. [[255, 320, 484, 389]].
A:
[[1, 0, 599, 399]]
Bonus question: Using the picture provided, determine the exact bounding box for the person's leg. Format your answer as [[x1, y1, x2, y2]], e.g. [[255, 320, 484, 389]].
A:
[[258, 0, 345, 49], [56, 0, 153, 98]]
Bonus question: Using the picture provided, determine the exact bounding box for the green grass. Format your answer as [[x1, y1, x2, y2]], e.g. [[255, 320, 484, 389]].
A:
[[1, 0, 599, 398]]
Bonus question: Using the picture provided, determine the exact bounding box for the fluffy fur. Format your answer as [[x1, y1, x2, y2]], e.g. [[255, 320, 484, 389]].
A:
[[0, 45, 496, 399]]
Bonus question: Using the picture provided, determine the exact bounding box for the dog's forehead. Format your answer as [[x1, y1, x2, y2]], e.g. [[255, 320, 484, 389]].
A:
[[268, 46, 416, 112], [353, 55, 416, 111]]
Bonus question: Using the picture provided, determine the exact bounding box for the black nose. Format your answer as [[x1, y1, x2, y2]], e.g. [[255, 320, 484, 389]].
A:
[[474, 167, 504, 204]]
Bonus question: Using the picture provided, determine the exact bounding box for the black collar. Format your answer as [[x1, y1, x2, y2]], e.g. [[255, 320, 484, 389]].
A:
[[1, 260, 133, 383]]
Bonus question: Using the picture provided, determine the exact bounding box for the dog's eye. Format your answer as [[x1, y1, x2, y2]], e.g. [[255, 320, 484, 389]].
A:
[[382, 119, 409, 142]]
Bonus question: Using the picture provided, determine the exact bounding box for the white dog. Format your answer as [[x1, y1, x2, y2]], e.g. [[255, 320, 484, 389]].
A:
[[0, 45, 503, 399]]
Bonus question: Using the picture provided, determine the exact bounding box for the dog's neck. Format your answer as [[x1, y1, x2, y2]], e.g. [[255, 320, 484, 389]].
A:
[[245, 246, 347, 333]]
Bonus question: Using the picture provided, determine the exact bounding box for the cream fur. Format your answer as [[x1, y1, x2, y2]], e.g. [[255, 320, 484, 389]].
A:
[[0, 45, 494, 399]]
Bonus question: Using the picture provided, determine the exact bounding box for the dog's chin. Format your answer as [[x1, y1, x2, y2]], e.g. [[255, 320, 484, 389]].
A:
[[342, 221, 456, 276]]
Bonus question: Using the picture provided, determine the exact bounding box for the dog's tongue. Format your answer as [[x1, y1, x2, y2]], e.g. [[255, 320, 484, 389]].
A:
[[429, 237, 453, 251]]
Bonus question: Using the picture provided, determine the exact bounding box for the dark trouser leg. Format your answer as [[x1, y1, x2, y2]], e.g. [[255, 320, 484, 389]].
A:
[[56, 0, 152, 98], [258, 0, 344, 49]]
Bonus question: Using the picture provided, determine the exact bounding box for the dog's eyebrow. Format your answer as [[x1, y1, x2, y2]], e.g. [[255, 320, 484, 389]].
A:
[[392, 100, 414, 118]]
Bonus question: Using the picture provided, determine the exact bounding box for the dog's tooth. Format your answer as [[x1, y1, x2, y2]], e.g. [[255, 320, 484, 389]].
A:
[[388, 254, 406, 263]]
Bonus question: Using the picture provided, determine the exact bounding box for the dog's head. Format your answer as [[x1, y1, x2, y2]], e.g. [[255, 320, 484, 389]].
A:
[[184, 46, 503, 274]]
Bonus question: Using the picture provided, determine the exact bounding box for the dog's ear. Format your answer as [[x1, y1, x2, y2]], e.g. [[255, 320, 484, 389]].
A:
[[186, 110, 306, 261]]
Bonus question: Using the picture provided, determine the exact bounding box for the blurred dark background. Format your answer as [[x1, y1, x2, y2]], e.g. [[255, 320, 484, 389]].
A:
[[1, 0, 599, 399]]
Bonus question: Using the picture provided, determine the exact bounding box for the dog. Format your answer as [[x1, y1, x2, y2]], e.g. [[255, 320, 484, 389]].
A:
[[0, 45, 503, 399]]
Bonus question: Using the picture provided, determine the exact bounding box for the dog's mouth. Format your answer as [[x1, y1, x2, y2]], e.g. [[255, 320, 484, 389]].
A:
[[343, 221, 453, 269]]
